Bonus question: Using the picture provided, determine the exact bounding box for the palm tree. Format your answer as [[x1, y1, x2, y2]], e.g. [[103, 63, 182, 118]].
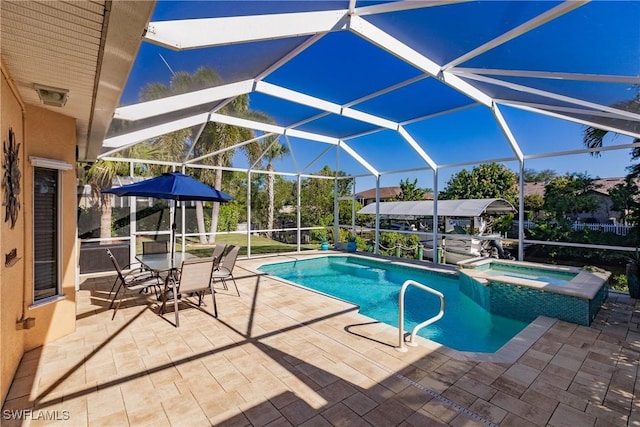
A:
[[85, 160, 128, 239], [195, 99, 264, 242], [261, 137, 289, 238], [583, 94, 640, 238], [138, 66, 264, 243], [83, 144, 158, 239], [583, 95, 640, 176]]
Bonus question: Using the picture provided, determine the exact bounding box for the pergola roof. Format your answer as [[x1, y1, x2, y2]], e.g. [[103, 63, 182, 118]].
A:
[[358, 198, 516, 218], [102, 1, 640, 181]]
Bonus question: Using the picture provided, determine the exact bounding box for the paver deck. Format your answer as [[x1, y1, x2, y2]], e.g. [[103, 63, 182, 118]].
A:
[[3, 252, 639, 426]]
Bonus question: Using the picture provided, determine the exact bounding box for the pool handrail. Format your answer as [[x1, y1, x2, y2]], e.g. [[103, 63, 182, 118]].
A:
[[397, 279, 445, 352]]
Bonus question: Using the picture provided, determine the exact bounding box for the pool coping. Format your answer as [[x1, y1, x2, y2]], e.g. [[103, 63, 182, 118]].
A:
[[457, 257, 611, 300], [247, 251, 558, 362]]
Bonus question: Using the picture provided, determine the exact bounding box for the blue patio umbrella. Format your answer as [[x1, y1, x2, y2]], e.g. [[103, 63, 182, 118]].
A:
[[104, 172, 234, 267], [104, 172, 234, 202]]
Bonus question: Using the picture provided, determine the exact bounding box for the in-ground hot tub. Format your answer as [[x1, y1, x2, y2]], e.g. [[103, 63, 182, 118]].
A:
[[457, 258, 610, 326]]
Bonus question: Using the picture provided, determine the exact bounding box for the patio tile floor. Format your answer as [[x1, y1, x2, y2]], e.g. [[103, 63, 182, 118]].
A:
[[2, 252, 639, 426]]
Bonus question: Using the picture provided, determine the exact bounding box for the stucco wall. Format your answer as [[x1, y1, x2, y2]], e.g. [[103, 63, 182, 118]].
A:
[[1, 71, 78, 403], [23, 105, 77, 350], [1, 71, 26, 404]]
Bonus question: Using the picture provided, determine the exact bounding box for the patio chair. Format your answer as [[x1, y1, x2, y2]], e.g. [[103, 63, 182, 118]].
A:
[[160, 257, 217, 327], [211, 242, 227, 269], [211, 245, 240, 296], [107, 249, 163, 320], [142, 240, 169, 255], [107, 248, 154, 299]]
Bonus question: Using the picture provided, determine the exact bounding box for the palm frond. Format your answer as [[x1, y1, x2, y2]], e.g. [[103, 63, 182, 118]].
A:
[[583, 127, 608, 157]]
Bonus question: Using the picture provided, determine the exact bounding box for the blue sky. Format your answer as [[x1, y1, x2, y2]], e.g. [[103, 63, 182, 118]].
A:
[[120, 1, 638, 191]]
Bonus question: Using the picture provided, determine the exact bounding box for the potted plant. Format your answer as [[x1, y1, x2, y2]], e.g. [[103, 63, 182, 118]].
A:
[[346, 231, 357, 252], [625, 249, 640, 299], [318, 231, 330, 251]]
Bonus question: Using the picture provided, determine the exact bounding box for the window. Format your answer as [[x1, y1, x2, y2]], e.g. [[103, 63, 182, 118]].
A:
[[31, 157, 71, 303]]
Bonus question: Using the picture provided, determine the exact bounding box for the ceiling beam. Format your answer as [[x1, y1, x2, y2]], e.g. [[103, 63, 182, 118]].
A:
[[255, 81, 398, 129], [497, 101, 640, 141], [442, 1, 588, 70], [349, 16, 493, 108], [524, 141, 640, 160], [255, 80, 340, 114], [495, 99, 640, 121], [463, 73, 640, 123], [339, 141, 379, 176], [397, 126, 438, 170], [185, 133, 274, 165], [144, 9, 348, 50], [355, 0, 472, 17], [349, 15, 441, 76], [492, 103, 524, 162], [102, 113, 210, 150], [114, 79, 255, 121], [452, 68, 640, 85]]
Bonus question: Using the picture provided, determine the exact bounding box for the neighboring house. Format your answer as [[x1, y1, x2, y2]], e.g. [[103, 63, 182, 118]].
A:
[[359, 180, 626, 224], [355, 186, 433, 206], [524, 178, 626, 223]]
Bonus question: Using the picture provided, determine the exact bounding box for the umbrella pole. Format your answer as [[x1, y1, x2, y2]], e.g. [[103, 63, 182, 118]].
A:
[[171, 200, 177, 270]]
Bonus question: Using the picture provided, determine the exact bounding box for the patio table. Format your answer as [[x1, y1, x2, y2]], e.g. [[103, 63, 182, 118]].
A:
[[136, 252, 196, 274], [136, 252, 197, 305]]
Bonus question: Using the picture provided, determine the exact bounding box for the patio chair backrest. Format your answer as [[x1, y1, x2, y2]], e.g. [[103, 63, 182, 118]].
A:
[[211, 243, 227, 259], [143, 240, 169, 255], [106, 248, 125, 279], [178, 257, 215, 294], [211, 243, 226, 269], [219, 245, 240, 274]]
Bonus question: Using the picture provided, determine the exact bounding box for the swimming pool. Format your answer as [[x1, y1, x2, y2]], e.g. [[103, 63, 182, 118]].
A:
[[478, 262, 577, 286], [259, 256, 528, 353], [458, 258, 610, 326], [458, 258, 579, 286]]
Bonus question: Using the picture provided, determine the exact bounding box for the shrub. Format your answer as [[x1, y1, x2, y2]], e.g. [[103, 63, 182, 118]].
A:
[[610, 274, 628, 292], [378, 232, 420, 258]]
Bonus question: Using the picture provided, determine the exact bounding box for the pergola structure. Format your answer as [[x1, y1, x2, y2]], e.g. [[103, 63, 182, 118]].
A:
[[99, 1, 640, 260]]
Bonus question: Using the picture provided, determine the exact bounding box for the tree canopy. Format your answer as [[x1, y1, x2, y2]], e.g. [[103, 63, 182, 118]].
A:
[[520, 168, 557, 183], [439, 163, 518, 204], [609, 175, 639, 226], [543, 173, 600, 221], [524, 194, 545, 220], [396, 178, 427, 201]]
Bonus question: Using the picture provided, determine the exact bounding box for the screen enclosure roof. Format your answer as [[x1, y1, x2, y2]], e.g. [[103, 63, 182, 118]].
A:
[[102, 1, 640, 180]]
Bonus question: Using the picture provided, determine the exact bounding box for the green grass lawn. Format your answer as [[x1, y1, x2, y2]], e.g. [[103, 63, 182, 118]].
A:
[[153, 233, 319, 258]]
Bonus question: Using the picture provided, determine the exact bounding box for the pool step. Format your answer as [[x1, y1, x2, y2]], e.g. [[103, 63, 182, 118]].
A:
[[330, 262, 386, 281]]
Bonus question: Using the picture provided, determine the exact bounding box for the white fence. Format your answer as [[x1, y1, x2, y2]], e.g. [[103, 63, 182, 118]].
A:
[[522, 220, 633, 236]]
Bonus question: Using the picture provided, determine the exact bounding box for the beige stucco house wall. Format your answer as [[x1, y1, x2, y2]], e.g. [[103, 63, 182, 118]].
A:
[[1, 69, 78, 403]]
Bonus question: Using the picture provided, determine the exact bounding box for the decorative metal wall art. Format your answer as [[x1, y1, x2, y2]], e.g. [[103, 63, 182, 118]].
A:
[[5, 248, 20, 267], [2, 127, 21, 228]]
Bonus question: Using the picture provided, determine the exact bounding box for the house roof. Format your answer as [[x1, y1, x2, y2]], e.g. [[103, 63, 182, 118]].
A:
[[355, 186, 433, 201], [355, 186, 400, 200], [0, 1, 155, 161], [523, 177, 627, 198]]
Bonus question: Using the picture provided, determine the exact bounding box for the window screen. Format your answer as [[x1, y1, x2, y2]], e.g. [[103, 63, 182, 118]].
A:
[[33, 167, 59, 301]]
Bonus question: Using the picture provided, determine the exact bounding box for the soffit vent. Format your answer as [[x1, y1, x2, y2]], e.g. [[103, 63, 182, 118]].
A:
[[34, 84, 69, 107]]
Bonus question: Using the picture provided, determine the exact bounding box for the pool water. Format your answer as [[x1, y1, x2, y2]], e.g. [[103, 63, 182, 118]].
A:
[[259, 256, 528, 353], [477, 262, 577, 286]]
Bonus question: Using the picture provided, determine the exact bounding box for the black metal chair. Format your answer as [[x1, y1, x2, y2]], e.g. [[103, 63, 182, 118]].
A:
[[142, 240, 169, 255], [107, 249, 163, 319]]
